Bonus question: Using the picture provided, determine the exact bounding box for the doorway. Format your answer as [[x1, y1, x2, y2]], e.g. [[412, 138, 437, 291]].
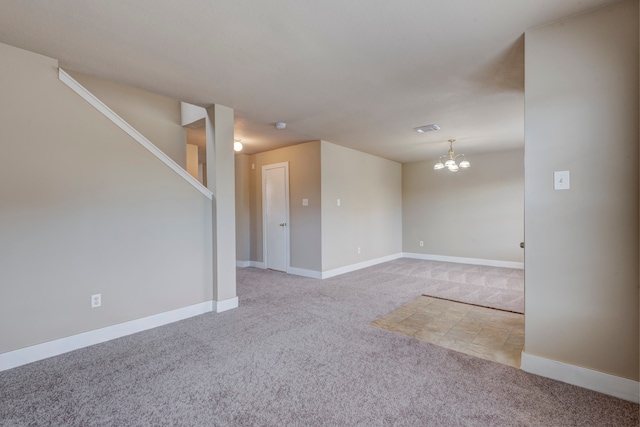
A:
[[262, 162, 290, 272]]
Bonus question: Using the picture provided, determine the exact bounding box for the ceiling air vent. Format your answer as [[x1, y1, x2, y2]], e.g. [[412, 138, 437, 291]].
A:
[[414, 124, 440, 133]]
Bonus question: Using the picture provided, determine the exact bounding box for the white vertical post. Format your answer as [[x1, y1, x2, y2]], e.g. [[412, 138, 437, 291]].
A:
[[206, 104, 238, 311]]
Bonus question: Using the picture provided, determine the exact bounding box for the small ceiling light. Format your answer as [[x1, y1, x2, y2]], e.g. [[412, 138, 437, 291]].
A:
[[414, 124, 440, 133], [434, 139, 470, 172], [275, 122, 287, 130], [234, 139, 243, 152]]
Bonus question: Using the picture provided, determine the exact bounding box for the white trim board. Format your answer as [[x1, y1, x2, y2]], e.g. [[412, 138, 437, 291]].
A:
[[214, 297, 239, 313], [322, 253, 404, 279], [521, 352, 640, 403], [403, 252, 524, 269], [236, 261, 265, 269], [288, 267, 322, 279], [0, 301, 213, 372], [58, 69, 212, 200]]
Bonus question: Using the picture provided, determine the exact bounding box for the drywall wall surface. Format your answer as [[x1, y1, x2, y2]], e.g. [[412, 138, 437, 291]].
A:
[[249, 141, 322, 271], [67, 71, 186, 168], [235, 154, 251, 262], [525, 0, 639, 380], [403, 148, 524, 262], [321, 141, 402, 271], [0, 42, 213, 354]]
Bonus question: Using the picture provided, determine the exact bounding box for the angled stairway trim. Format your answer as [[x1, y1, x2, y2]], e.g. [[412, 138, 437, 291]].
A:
[[58, 68, 212, 200]]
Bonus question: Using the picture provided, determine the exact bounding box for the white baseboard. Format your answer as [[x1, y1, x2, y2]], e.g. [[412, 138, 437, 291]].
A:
[[214, 297, 239, 313], [288, 266, 322, 279], [521, 352, 639, 403], [236, 261, 265, 269], [0, 301, 213, 372], [403, 252, 524, 269], [321, 253, 404, 279]]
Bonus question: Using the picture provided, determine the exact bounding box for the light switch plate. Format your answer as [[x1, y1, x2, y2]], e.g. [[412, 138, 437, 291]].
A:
[[302, 198, 309, 206], [554, 171, 570, 190], [337, 199, 341, 206]]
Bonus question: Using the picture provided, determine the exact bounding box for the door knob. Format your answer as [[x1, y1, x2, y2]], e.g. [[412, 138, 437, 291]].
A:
[[520, 242, 524, 249], [279, 222, 286, 227]]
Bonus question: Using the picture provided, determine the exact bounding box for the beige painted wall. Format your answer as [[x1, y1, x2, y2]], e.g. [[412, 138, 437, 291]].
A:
[[186, 143, 198, 179], [248, 141, 322, 271], [0, 43, 213, 354], [68, 71, 187, 168], [403, 148, 524, 262], [524, 0, 639, 380], [321, 141, 402, 271], [235, 154, 251, 262]]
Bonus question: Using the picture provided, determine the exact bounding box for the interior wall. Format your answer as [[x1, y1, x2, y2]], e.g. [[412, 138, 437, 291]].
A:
[[67, 71, 187, 168], [248, 141, 322, 271], [402, 148, 524, 263], [524, 0, 639, 380], [0, 42, 213, 354], [321, 141, 402, 271], [235, 154, 251, 262]]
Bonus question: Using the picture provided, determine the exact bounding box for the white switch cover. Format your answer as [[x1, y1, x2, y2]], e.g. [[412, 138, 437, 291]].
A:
[[302, 198, 309, 206], [251, 163, 255, 170], [554, 171, 570, 190], [337, 199, 341, 206]]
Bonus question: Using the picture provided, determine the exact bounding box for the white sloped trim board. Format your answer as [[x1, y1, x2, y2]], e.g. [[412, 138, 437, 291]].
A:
[[288, 267, 322, 279], [236, 260, 251, 268], [521, 352, 640, 403], [321, 253, 404, 279], [214, 297, 239, 313], [58, 69, 212, 200], [0, 301, 213, 372], [403, 252, 524, 269]]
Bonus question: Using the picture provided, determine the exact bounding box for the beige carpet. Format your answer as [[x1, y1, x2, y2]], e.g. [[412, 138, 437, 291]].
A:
[[1, 264, 635, 426], [369, 258, 525, 313]]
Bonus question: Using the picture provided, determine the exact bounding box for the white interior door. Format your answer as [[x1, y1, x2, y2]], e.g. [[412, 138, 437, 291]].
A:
[[263, 163, 289, 272]]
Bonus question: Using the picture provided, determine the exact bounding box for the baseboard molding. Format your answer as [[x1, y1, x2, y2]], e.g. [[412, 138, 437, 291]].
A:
[[521, 352, 639, 403], [0, 301, 213, 372], [236, 261, 265, 269], [214, 297, 239, 313], [321, 253, 404, 279], [288, 266, 322, 279], [403, 252, 524, 269]]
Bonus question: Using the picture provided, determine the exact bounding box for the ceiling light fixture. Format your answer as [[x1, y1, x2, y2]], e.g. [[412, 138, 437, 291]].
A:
[[434, 139, 470, 172], [275, 122, 287, 130], [414, 124, 440, 133], [234, 139, 243, 152]]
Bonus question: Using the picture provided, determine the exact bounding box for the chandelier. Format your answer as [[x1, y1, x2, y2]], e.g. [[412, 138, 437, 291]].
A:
[[434, 139, 470, 172]]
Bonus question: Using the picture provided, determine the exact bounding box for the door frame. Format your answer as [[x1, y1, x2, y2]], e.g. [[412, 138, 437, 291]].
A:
[[262, 162, 290, 272]]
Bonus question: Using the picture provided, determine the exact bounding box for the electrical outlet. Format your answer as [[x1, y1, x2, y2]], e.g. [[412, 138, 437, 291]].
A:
[[91, 293, 101, 308], [419, 241, 424, 247], [357, 247, 361, 254]]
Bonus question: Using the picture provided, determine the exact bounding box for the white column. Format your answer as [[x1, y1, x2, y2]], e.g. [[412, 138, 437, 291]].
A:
[[205, 104, 238, 312]]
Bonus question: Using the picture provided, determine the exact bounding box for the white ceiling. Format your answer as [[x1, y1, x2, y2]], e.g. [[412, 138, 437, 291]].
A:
[[0, 0, 620, 163]]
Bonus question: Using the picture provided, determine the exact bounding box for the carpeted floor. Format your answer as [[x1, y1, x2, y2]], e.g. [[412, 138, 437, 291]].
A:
[[371, 258, 524, 313], [0, 262, 636, 426]]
